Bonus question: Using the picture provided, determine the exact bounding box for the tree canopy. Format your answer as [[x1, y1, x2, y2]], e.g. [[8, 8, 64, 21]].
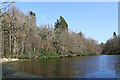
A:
[[1, 5, 102, 59], [102, 33, 120, 55], [54, 16, 68, 31]]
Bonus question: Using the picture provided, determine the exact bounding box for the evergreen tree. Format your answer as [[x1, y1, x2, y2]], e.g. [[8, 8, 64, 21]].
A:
[[54, 16, 68, 31], [113, 32, 117, 37]]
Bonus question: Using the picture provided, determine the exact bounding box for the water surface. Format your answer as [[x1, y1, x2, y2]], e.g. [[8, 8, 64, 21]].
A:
[[13, 55, 120, 78]]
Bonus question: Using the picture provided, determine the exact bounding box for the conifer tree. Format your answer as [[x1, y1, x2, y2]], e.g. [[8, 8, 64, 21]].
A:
[[54, 16, 68, 31]]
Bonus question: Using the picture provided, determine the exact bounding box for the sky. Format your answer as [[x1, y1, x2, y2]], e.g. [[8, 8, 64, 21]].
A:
[[5, 2, 118, 43]]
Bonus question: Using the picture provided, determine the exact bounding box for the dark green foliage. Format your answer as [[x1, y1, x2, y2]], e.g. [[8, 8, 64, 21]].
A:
[[38, 49, 59, 59], [102, 34, 120, 55], [54, 16, 68, 31], [113, 32, 117, 37], [29, 11, 36, 16]]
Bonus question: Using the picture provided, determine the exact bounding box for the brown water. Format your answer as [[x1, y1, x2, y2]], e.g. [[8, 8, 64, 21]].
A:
[[13, 55, 120, 78]]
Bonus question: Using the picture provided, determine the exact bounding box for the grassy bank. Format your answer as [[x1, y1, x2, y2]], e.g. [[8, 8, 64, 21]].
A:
[[17, 51, 97, 60]]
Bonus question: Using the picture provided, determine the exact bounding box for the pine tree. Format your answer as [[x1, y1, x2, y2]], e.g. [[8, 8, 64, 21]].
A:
[[113, 32, 117, 37], [54, 16, 68, 31]]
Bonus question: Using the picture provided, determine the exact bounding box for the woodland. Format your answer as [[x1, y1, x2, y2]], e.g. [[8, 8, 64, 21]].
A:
[[1, 5, 120, 59]]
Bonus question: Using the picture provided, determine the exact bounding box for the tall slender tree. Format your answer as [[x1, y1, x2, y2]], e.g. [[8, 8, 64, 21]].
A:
[[113, 32, 117, 37], [54, 16, 68, 31]]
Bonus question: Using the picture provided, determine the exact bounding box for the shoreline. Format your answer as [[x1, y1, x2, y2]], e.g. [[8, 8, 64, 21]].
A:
[[0, 58, 19, 63], [0, 53, 97, 62]]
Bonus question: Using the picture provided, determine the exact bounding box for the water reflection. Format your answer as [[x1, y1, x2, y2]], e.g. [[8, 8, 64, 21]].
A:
[[13, 55, 120, 78]]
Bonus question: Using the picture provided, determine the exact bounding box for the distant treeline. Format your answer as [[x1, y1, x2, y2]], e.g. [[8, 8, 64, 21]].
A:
[[1, 5, 102, 59], [102, 33, 120, 55]]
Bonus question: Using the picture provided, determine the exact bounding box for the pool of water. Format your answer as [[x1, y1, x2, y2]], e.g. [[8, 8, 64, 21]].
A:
[[12, 55, 120, 78]]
